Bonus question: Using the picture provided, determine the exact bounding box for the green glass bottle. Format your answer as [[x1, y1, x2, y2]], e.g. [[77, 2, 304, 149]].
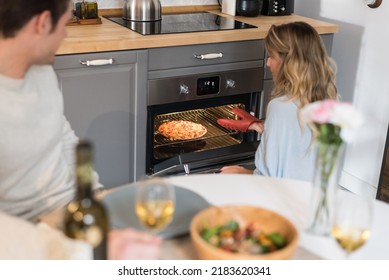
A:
[[64, 140, 108, 260]]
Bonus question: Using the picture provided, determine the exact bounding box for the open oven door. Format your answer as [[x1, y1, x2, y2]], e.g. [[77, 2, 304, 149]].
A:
[[149, 141, 259, 177]]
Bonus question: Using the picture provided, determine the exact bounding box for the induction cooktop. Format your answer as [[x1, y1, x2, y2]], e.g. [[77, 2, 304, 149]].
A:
[[105, 12, 257, 36]]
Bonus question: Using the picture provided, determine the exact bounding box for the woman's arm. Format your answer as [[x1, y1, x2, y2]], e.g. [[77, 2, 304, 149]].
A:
[[220, 165, 254, 174]]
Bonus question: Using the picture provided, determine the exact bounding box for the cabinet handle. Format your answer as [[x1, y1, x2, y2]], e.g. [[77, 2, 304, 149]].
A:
[[80, 58, 115, 66], [193, 53, 223, 60]]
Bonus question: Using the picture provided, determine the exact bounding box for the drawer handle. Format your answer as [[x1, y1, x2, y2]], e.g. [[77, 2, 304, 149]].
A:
[[80, 58, 115, 66], [193, 53, 223, 60]]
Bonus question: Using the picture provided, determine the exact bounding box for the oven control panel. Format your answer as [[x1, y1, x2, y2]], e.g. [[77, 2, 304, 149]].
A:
[[197, 76, 220, 96], [148, 68, 263, 106]]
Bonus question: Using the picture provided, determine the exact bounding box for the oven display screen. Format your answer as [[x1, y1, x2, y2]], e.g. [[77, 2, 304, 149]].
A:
[[197, 76, 220, 96]]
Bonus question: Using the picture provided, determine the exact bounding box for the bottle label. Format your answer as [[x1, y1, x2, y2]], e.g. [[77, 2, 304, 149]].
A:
[[77, 163, 93, 188]]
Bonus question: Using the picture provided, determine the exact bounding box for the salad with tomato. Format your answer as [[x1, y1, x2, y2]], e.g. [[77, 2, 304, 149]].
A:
[[200, 219, 287, 254]]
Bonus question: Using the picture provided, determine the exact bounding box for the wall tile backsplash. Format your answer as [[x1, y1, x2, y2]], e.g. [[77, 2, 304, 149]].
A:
[[97, 0, 218, 9]]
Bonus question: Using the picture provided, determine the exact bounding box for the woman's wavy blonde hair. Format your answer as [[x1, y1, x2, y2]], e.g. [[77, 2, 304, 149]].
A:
[[265, 21, 338, 108]]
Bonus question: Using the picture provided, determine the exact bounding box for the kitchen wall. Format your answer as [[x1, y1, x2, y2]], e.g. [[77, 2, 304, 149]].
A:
[[97, 0, 218, 9], [294, 0, 389, 199]]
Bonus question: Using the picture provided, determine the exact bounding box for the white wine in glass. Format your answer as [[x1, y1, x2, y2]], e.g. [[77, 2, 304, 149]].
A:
[[135, 178, 175, 233], [331, 191, 372, 258]]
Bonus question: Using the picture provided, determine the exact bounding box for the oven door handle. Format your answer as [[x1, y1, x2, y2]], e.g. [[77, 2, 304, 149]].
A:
[[147, 164, 182, 178], [149, 155, 191, 177], [193, 53, 223, 60], [148, 163, 189, 178]]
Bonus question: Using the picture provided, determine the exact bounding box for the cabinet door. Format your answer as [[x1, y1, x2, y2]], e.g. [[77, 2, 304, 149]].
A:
[[54, 50, 147, 188]]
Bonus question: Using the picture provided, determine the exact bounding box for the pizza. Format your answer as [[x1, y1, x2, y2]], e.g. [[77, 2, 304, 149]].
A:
[[158, 120, 207, 140]]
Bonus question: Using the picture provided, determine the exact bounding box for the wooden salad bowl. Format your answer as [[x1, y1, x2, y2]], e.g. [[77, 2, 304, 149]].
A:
[[190, 205, 299, 260]]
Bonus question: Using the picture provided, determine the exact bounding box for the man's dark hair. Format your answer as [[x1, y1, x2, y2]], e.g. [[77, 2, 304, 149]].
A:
[[0, 0, 70, 38]]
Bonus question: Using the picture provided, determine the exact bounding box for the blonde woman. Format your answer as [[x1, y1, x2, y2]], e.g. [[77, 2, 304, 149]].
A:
[[218, 21, 338, 181]]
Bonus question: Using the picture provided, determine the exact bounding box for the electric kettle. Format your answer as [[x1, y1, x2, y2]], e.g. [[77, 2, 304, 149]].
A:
[[236, 0, 262, 17], [123, 0, 161, 22]]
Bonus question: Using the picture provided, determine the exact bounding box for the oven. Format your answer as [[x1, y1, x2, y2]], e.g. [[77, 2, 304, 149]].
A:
[[144, 40, 266, 176]]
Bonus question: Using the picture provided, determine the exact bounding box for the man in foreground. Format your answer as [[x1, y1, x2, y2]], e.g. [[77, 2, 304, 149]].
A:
[[0, 0, 160, 259]]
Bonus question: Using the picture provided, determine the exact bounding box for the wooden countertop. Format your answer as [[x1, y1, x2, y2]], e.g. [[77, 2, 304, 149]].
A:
[[57, 9, 338, 55]]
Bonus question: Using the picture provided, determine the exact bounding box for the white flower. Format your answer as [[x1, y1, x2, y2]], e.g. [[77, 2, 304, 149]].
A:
[[331, 102, 364, 142]]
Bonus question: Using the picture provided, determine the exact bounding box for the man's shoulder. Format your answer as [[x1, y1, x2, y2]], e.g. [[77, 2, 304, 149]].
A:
[[29, 65, 55, 75], [28, 65, 57, 81]]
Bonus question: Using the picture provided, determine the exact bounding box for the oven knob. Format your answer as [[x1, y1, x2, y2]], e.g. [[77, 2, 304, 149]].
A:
[[179, 84, 190, 94], [226, 79, 236, 88]]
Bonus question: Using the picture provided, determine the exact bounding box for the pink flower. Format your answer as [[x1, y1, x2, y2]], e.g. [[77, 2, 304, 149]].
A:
[[311, 100, 337, 123], [299, 99, 363, 143]]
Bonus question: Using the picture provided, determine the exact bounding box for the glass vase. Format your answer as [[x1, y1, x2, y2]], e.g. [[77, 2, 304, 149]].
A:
[[306, 142, 344, 236]]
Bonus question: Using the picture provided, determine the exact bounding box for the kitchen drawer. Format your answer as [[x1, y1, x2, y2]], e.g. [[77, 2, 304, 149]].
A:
[[148, 40, 264, 70], [54, 50, 139, 69]]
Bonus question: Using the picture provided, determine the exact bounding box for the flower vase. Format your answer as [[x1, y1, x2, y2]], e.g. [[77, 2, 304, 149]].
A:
[[306, 142, 344, 236]]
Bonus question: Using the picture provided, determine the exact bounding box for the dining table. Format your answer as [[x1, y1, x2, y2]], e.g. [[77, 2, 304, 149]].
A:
[[134, 174, 389, 260]]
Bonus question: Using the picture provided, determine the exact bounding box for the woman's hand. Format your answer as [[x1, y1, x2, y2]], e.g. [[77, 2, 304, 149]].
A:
[[108, 228, 162, 260], [219, 165, 254, 174], [248, 121, 264, 134]]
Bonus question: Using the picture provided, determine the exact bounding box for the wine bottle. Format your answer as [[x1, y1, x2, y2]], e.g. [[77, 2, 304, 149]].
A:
[[64, 140, 109, 260]]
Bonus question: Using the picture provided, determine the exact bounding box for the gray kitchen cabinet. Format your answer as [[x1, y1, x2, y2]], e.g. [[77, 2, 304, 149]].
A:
[[54, 50, 148, 188]]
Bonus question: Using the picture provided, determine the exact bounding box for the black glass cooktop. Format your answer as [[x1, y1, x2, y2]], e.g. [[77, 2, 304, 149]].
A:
[[105, 12, 257, 36]]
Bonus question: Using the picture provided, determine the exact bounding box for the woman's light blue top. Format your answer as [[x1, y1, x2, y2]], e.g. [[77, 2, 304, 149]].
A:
[[254, 96, 316, 182]]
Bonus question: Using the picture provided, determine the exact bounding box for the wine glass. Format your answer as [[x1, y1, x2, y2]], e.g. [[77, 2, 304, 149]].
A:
[[135, 178, 176, 234], [331, 190, 373, 258]]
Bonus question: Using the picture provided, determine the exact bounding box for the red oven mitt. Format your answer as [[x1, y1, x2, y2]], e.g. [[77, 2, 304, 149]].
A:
[[217, 108, 262, 132]]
